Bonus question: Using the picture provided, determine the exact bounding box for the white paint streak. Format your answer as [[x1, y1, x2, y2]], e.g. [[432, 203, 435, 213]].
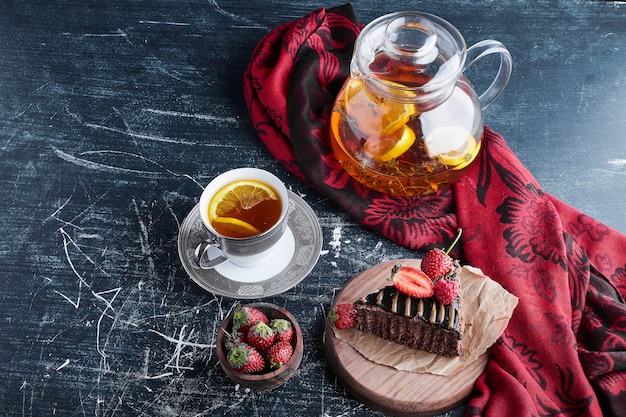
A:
[[149, 326, 214, 374], [142, 372, 174, 379], [131, 199, 157, 279], [183, 173, 204, 189], [57, 228, 84, 309], [56, 359, 70, 371], [148, 327, 213, 349], [42, 191, 74, 225], [83, 30, 128, 38], [608, 158, 626, 167], [592, 168, 626, 176], [143, 108, 238, 125], [329, 226, 343, 259], [365, 241, 384, 259], [76, 233, 102, 240], [139, 20, 190, 26], [53, 147, 179, 178], [56, 228, 123, 364], [54, 290, 80, 309], [209, 0, 267, 29], [62, 191, 110, 233], [85, 122, 196, 145], [95, 288, 122, 361], [591, 159, 626, 176]]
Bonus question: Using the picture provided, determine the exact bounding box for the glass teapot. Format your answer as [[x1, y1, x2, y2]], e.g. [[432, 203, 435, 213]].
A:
[[330, 11, 512, 195]]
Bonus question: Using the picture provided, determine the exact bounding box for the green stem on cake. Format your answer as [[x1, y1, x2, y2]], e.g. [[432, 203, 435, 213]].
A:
[[445, 228, 463, 255]]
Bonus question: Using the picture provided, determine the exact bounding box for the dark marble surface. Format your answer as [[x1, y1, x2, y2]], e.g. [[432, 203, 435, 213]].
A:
[[1, 1, 624, 416]]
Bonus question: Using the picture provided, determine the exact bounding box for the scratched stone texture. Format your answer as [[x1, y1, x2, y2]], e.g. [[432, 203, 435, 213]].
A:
[[0, 0, 625, 416]]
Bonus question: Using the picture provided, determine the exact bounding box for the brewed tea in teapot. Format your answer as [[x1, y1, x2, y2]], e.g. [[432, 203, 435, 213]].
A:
[[330, 12, 512, 195]]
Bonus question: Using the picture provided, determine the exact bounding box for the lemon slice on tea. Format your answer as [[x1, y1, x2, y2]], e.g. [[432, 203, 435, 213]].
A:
[[212, 216, 261, 238], [424, 127, 479, 167], [208, 180, 279, 222], [344, 78, 417, 137], [363, 125, 416, 163]]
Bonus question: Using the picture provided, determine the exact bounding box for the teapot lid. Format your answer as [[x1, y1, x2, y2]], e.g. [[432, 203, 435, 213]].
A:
[[352, 12, 466, 101]]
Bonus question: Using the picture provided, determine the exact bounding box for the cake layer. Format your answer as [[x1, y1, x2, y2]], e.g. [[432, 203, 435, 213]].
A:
[[354, 303, 464, 357]]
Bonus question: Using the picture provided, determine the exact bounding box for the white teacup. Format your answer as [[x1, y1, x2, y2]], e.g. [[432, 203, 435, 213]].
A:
[[193, 168, 289, 269]]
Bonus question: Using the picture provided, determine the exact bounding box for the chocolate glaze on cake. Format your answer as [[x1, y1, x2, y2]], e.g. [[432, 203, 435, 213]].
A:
[[353, 268, 464, 357], [358, 286, 462, 331]]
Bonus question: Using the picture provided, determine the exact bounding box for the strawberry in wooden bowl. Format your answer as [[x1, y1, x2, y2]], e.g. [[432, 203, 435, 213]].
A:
[[216, 302, 303, 390]]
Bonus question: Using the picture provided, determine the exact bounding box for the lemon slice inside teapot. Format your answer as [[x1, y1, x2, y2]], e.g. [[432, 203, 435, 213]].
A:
[[424, 126, 480, 168]]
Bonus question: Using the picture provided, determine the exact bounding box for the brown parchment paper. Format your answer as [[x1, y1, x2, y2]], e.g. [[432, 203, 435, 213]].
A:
[[333, 265, 519, 376]]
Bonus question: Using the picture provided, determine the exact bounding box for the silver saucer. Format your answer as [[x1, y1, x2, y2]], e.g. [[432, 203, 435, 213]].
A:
[[178, 191, 322, 299]]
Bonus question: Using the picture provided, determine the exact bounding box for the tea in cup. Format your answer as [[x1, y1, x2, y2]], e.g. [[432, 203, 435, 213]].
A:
[[194, 168, 289, 269]]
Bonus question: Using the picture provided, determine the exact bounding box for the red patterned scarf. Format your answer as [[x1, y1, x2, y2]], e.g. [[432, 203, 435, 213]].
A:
[[243, 5, 626, 416]]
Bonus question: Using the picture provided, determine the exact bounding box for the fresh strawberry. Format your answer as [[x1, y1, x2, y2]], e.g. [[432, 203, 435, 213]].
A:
[[270, 318, 293, 344], [246, 321, 275, 351], [232, 305, 269, 333], [392, 265, 435, 298], [421, 228, 463, 280], [329, 303, 356, 329], [435, 279, 460, 305], [227, 343, 266, 373], [266, 341, 293, 369], [421, 248, 453, 280], [223, 329, 246, 352]]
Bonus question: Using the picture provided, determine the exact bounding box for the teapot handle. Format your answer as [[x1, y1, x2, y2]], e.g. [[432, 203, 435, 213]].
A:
[[464, 40, 512, 110]]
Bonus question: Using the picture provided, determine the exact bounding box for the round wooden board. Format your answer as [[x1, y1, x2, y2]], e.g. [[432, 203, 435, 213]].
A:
[[324, 259, 489, 417]]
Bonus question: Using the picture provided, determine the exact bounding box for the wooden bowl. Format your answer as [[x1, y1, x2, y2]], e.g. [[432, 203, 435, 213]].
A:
[[216, 302, 303, 390]]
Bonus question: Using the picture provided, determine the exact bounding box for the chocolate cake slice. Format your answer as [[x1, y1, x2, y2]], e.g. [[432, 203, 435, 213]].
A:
[[354, 268, 464, 357]]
